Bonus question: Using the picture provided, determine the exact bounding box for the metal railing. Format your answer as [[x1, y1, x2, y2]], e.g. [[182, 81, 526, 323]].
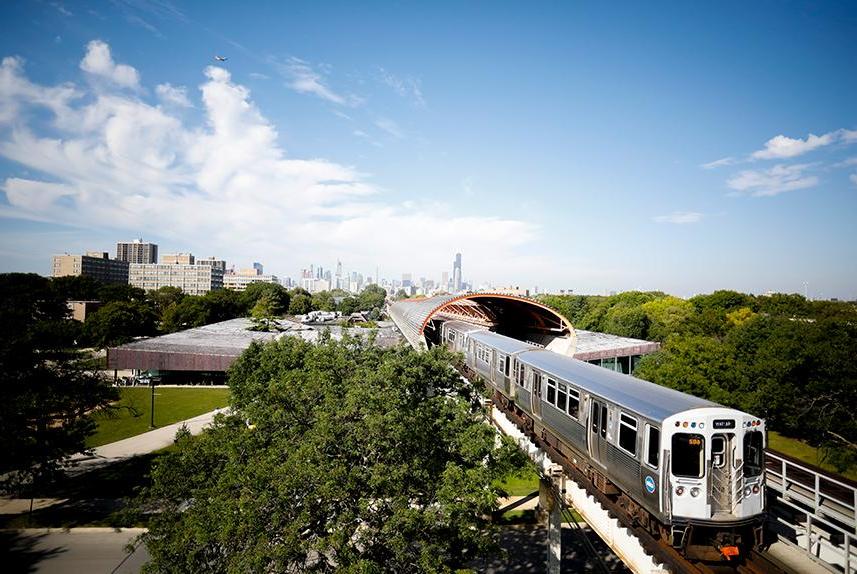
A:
[[765, 450, 856, 574]]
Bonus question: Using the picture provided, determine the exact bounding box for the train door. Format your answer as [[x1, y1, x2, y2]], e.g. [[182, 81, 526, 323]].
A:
[[709, 433, 735, 516], [588, 398, 608, 468], [531, 370, 543, 419]]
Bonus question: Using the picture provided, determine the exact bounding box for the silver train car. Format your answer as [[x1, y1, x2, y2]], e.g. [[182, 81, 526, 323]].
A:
[[441, 320, 766, 558]]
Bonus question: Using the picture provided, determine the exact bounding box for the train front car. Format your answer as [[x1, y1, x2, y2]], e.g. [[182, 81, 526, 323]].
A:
[[663, 407, 766, 561]]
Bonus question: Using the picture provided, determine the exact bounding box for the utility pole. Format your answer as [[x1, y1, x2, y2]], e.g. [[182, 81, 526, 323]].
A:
[[149, 376, 156, 429]]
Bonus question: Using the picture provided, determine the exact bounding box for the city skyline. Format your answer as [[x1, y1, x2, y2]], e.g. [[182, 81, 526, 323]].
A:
[[1, 2, 856, 299]]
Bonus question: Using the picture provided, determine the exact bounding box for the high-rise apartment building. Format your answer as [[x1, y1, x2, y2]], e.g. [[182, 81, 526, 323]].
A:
[[162, 253, 195, 265], [52, 252, 129, 284], [129, 262, 223, 295], [453, 253, 462, 292], [197, 257, 227, 273], [224, 273, 280, 291], [116, 239, 158, 264]]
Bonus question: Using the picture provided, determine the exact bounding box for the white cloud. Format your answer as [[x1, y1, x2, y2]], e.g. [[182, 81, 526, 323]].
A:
[[0, 56, 80, 126], [653, 211, 704, 224], [700, 157, 736, 170], [727, 164, 818, 197], [278, 56, 357, 106], [248, 72, 270, 80], [833, 156, 857, 168], [375, 117, 404, 139], [850, 174, 857, 187], [79, 40, 140, 89], [751, 128, 857, 160], [377, 67, 426, 107], [0, 42, 537, 276], [155, 83, 191, 107]]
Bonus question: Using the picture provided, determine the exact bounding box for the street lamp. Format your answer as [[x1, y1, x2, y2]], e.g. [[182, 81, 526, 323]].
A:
[[149, 375, 158, 429]]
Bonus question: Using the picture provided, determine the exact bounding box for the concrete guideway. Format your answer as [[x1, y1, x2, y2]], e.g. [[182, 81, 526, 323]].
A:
[[490, 405, 668, 574]]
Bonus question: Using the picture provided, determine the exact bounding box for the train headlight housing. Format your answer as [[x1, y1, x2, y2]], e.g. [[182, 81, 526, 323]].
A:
[[690, 487, 700, 498], [675, 486, 685, 496], [744, 486, 752, 497], [752, 484, 760, 495]]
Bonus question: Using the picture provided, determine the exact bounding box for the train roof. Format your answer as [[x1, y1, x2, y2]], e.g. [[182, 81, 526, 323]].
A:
[[443, 320, 489, 335], [518, 349, 717, 423], [469, 329, 536, 354]]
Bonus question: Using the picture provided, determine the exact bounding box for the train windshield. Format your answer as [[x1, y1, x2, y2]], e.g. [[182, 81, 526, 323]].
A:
[[744, 431, 764, 478], [671, 433, 705, 478]]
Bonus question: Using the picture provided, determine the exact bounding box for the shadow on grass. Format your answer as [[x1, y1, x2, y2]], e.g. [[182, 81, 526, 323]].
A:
[[0, 531, 67, 574]]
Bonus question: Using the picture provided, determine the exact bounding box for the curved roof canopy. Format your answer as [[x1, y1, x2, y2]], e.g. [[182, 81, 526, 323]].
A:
[[388, 293, 576, 355]]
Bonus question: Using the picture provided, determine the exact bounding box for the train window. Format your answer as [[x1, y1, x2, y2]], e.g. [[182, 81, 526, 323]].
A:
[[532, 371, 542, 395], [497, 353, 505, 374], [557, 382, 567, 412], [546, 378, 556, 405], [591, 402, 600, 433], [600, 405, 607, 438], [645, 425, 660, 468], [744, 431, 764, 478], [505, 356, 511, 377], [671, 434, 705, 478], [567, 388, 580, 419], [618, 412, 638, 456], [711, 435, 726, 469]]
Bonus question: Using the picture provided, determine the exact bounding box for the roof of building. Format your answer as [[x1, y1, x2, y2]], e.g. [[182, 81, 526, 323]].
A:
[[572, 329, 661, 361], [107, 318, 403, 372]]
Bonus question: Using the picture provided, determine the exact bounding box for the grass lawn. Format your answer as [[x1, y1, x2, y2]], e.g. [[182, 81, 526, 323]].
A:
[[495, 465, 540, 496], [768, 431, 857, 481], [87, 387, 230, 447]]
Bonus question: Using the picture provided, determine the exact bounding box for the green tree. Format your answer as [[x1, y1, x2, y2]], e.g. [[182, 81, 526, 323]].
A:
[[140, 337, 523, 572], [240, 282, 290, 315], [641, 296, 695, 342], [339, 295, 359, 315], [97, 283, 148, 304], [50, 275, 104, 301], [357, 284, 387, 312], [0, 273, 117, 493], [249, 294, 281, 331], [311, 290, 337, 311], [84, 300, 158, 348], [288, 293, 313, 315], [147, 286, 186, 319], [161, 289, 244, 333]]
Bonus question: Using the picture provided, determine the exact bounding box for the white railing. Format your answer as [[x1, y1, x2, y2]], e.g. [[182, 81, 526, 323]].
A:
[[765, 450, 856, 574]]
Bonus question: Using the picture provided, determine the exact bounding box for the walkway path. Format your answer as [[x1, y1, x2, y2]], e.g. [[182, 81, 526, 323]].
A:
[[0, 407, 229, 517], [71, 407, 229, 472]]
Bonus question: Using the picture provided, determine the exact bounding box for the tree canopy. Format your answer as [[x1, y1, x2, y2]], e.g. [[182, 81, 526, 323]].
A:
[[0, 273, 117, 492], [140, 336, 523, 573]]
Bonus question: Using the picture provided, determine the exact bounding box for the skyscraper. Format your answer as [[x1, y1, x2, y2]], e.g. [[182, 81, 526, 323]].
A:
[[453, 253, 462, 292]]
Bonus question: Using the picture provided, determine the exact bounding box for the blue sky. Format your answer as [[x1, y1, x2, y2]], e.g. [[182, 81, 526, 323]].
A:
[[0, 1, 855, 298]]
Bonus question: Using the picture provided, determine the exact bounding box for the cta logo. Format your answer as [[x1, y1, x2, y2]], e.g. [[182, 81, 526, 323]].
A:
[[645, 475, 656, 494]]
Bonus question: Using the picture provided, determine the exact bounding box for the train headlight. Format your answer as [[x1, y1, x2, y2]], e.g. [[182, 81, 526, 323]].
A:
[[690, 487, 700, 498], [675, 486, 685, 496], [752, 484, 760, 494], [744, 486, 752, 497]]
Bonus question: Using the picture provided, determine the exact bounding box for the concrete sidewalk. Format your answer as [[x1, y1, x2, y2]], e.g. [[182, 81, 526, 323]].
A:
[[0, 528, 149, 574], [71, 407, 229, 473]]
